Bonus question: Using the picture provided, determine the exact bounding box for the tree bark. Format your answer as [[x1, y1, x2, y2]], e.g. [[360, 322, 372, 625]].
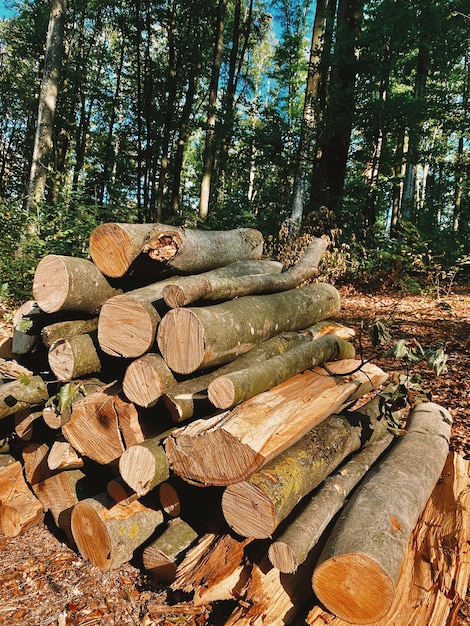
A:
[[222, 390, 393, 539], [71, 492, 164, 571], [89, 222, 264, 278], [142, 517, 198, 582], [157, 283, 341, 375], [123, 353, 176, 408], [41, 317, 99, 348], [0, 459, 44, 537], [208, 335, 355, 409], [163, 321, 354, 423], [162, 238, 323, 308], [97, 259, 279, 358], [165, 360, 388, 486], [33, 255, 120, 314], [0, 375, 49, 420], [312, 402, 452, 624], [48, 333, 102, 381]]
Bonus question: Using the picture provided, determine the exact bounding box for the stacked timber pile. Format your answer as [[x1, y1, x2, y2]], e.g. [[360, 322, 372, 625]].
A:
[[0, 222, 469, 626]]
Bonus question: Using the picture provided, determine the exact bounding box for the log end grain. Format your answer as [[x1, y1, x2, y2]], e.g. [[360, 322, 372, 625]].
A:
[[267, 541, 299, 574], [157, 308, 206, 375], [118, 445, 158, 496], [158, 482, 181, 517], [32, 255, 70, 313], [221, 480, 275, 538], [123, 354, 176, 408], [207, 376, 236, 410], [98, 295, 159, 358], [312, 552, 395, 623], [89, 223, 139, 278]]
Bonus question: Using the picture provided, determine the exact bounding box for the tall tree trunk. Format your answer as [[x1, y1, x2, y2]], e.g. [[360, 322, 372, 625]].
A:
[[199, 0, 226, 220], [453, 53, 468, 233], [390, 129, 405, 237], [290, 0, 334, 235], [26, 0, 67, 215]]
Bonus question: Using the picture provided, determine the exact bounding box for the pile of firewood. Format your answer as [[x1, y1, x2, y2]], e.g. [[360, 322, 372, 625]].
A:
[[0, 223, 468, 625]]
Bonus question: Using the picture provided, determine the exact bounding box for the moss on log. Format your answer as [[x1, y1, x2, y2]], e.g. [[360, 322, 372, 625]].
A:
[[0, 375, 49, 420]]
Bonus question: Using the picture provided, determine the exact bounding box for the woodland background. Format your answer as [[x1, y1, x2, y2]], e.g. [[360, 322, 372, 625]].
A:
[[0, 0, 469, 301]]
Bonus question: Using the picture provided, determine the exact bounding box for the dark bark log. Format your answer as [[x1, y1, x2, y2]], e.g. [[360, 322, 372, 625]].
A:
[[312, 402, 452, 624], [157, 283, 341, 375]]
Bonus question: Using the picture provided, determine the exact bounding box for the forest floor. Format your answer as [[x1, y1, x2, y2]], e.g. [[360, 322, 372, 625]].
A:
[[0, 284, 469, 626]]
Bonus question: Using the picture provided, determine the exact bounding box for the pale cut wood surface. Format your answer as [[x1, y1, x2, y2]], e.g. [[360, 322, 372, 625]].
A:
[[306, 451, 470, 626], [48, 333, 101, 381], [0, 459, 44, 537], [165, 360, 388, 486], [123, 353, 176, 408], [47, 439, 84, 471], [312, 402, 453, 624]]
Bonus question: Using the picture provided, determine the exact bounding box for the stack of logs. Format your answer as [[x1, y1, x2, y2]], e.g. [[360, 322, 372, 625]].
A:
[[0, 222, 468, 626]]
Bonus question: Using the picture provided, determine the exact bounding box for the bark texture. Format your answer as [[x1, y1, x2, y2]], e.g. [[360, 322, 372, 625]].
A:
[[312, 402, 452, 624], [0, 376, 49, 420]]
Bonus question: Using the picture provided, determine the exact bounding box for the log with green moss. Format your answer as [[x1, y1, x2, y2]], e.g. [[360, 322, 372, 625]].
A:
[[312, 401, 452, 624], [157, 283, 341, 375], [0, 375, 49, 420]]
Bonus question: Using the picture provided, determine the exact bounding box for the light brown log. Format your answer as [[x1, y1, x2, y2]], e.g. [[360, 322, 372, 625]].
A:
[[306, 452, 470, 626], [0, 459, 44, 537], [268, 432, 394, 573], [0, 335, 13, 359], [123, 353, 177, 408], [42, 378, 107, 429], [71, 492, 164, 571], [14, 409, 43, 441], [89, 222, 264, 278], [165, 360, 388, 486], [47, 438, 84, 470], [41, 317, 99, 348], [48, 333, 102, 381], [0, 375, 49, 420], [221, 391, 393, 539], [312, 402, 453, 624], [163, 238, 326, 307], [22, 442, 93, 542], [106, 476, 138, 506], [158, 481, 181, 517], [142, 517, 198, 582], [172, 529, 252, 605], [97, 260, 282, 358], [118, 429, 173, 496], [0, 358, 33, 381], [33, 254, 121, 313], [208, 335, 355, 410], [157, 283, 341, 375], [163, 322, 355, 423], [62, 385, 126, 465]]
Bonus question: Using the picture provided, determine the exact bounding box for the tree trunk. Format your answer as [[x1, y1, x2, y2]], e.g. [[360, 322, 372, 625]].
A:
[[165, 360, 388, 486], [163, 321, 354, 423], [222, 389, 393, 539], [98, 259, 280, 358], [26, 0, 67, 213], [208, 335, 355, 410], [0, 376, 49, 420], [157, 283, 341, 375], [312, 402, 452, 624], [162, 238, 324, 308], [0, 459, 44, 537], [41, 318, 99, 348], [142, 517, 198, 582], [33, 255, 120, 314], [89, 222, 264, 279], [122, 353, 176, 408], [71, 492, 164, 571], [306, 452, 470, 626]]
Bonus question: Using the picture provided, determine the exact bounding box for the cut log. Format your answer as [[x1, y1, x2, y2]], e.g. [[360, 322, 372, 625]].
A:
[[312, 401, 453, 624], [268, 431, 394, 573], [42, 378, 107, 429], [11, 300, 41, 355], [89, 222, 264, 278], [33, 254, 121, 313], [62, 385, 126, 465], [163, 238, 326, 307], [306, 451, 470, 626], [157, 283, 341, 375], [0, 459, 44, 537], [165, 360, 388, 486], [122, 353, 177, 408], [107, 476, 138, 506], [47, 438, 84, 471], [71, 492, 164, 571], [163, 322, 355, 423], [0, 375, 49, 420], [14, 409, 43, 441], [172, 529, 252, 605], [0, 335, 13, 359], [142, 517, 198, 582], [48, 333, 102, 381], [97, 259, 282, 358], [41, 317, 99, 348], [208, 335, 355, 410], [118, 429, 173, 496], [221, 390, 394, 539]]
